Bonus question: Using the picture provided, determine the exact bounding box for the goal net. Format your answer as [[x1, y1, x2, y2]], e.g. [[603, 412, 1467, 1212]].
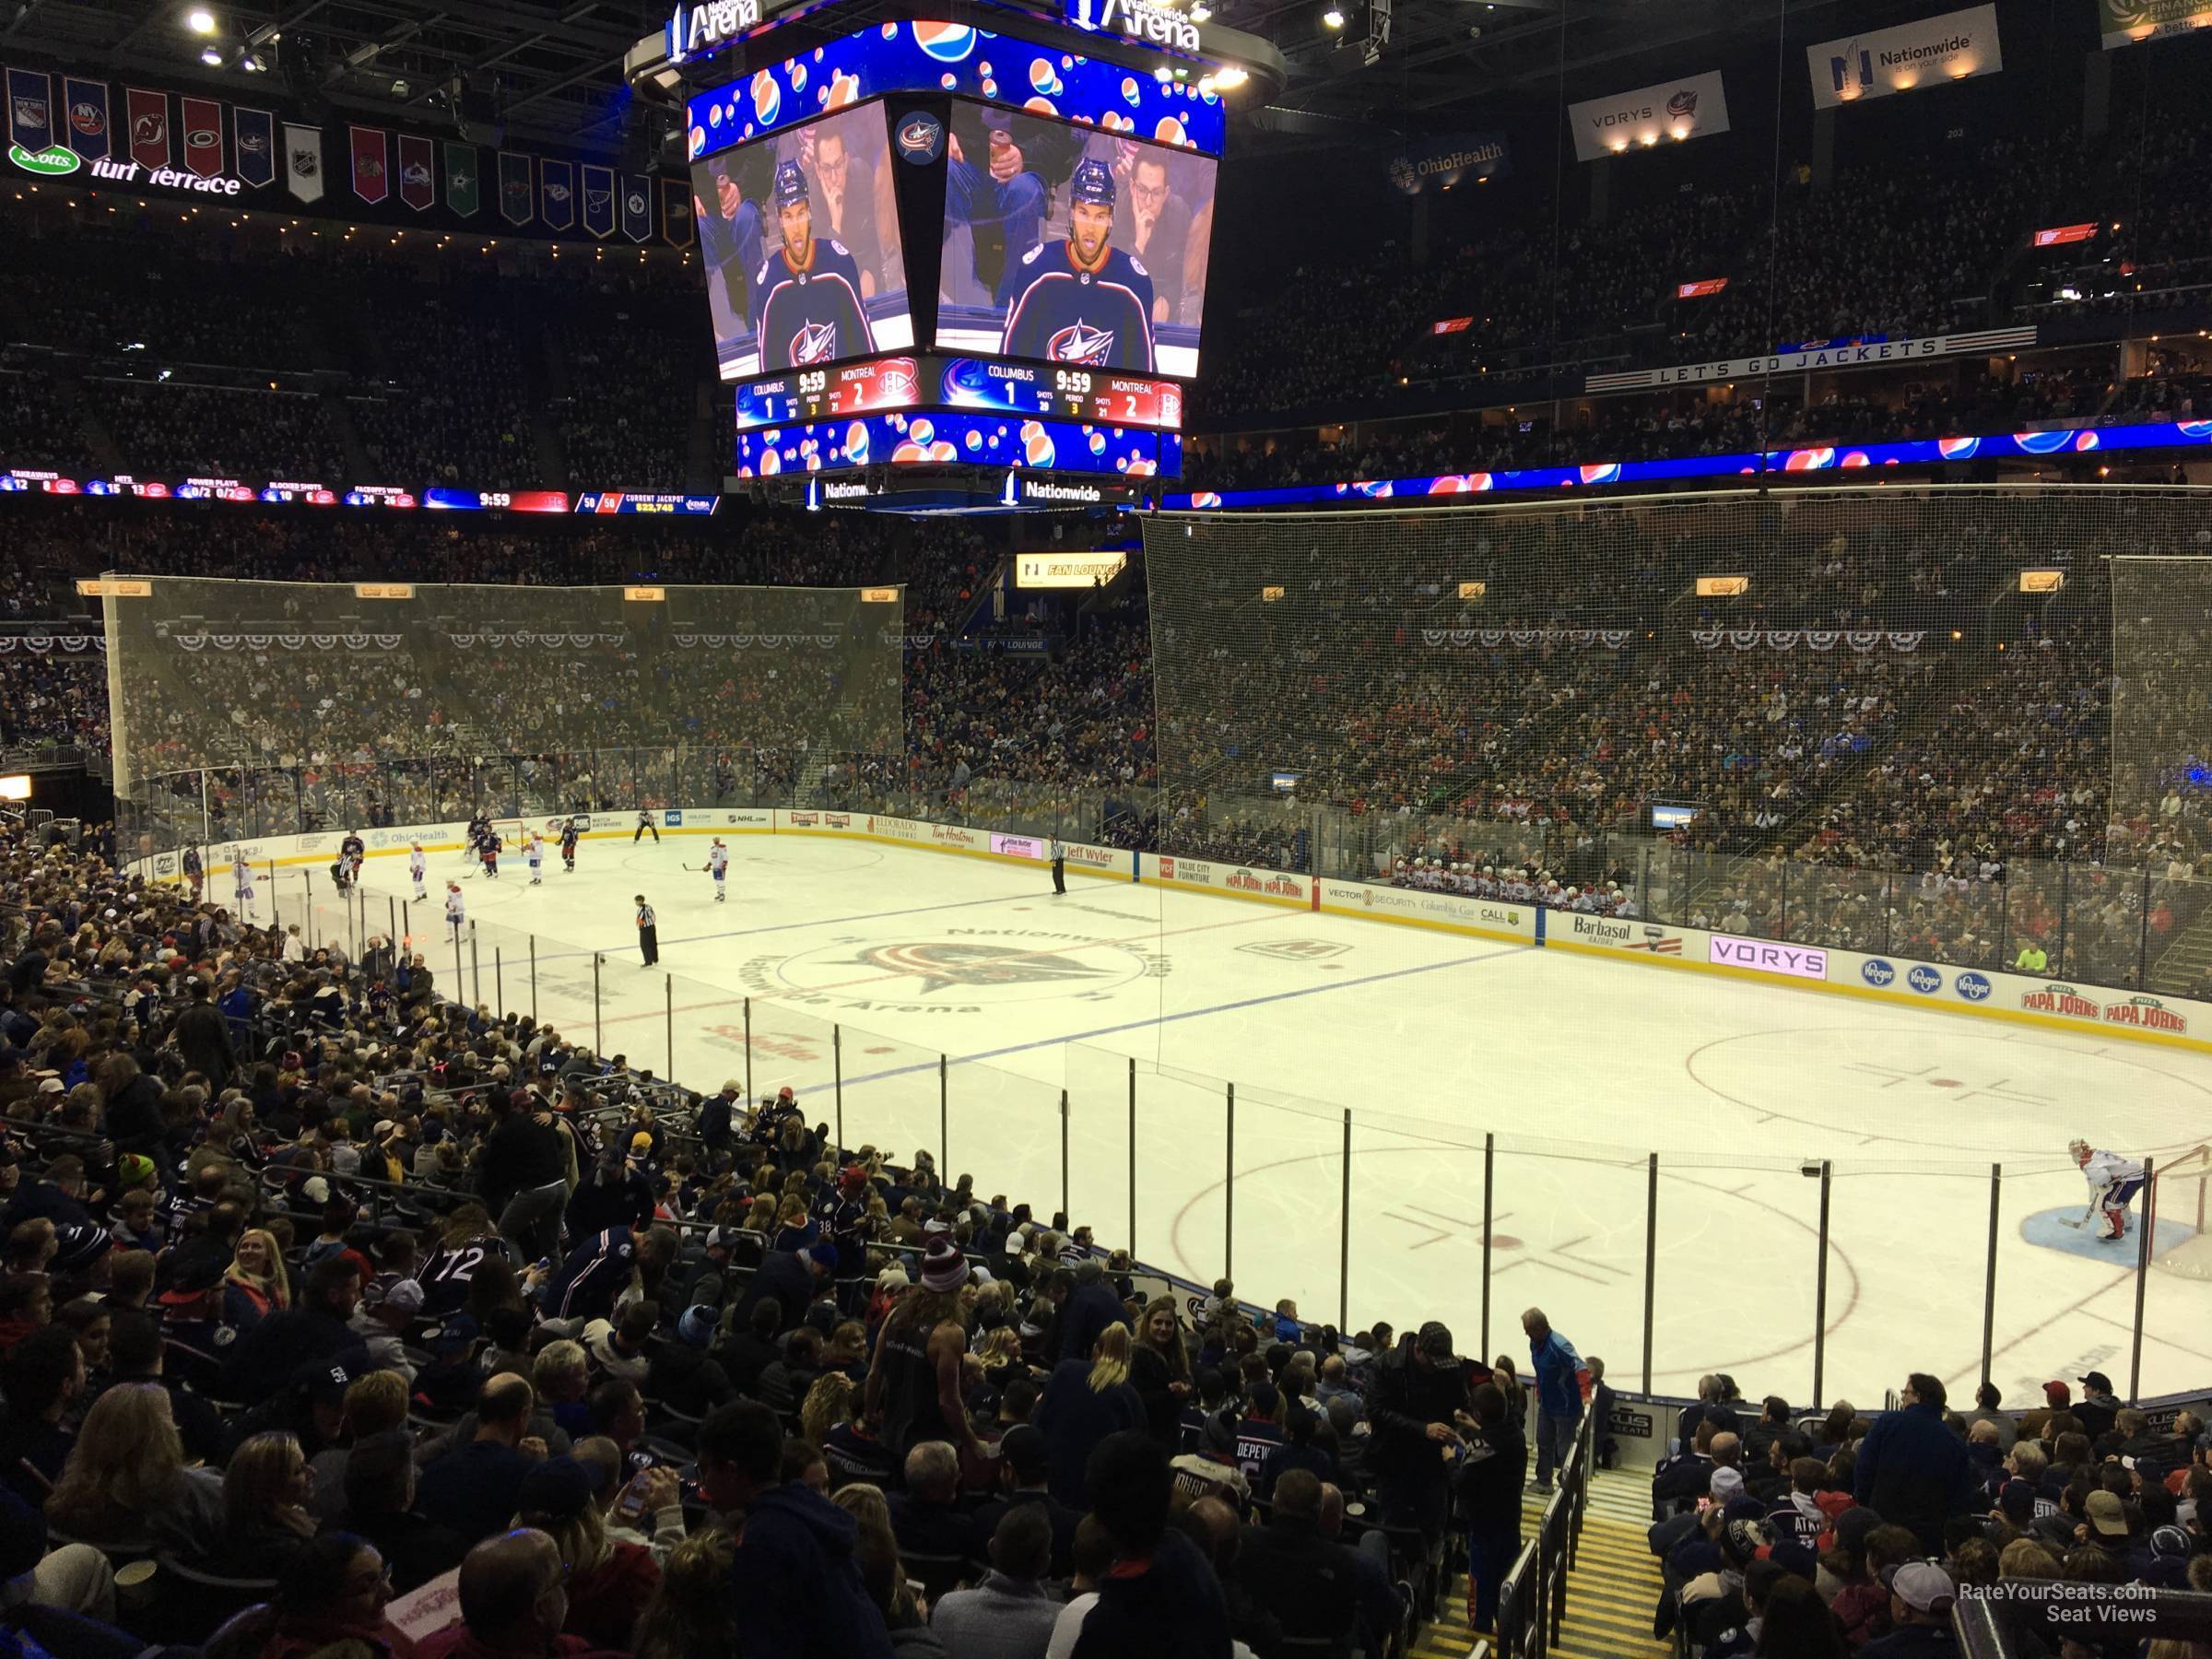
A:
[[2150, 1145, 2212, 1280]]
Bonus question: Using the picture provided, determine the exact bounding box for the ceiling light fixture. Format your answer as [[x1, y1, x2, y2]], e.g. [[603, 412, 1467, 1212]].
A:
[[1323, 6, 1345, 27], [187, 6, 217, 33]]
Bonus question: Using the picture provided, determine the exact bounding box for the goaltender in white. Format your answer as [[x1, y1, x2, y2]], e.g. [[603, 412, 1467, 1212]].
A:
[[2067, 1140, 2147, 1241]]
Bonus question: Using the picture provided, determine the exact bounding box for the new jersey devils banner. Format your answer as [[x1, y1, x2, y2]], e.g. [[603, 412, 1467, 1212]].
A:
[[61, 76, 109, 161], [538, 157, 573, 230], [284, 122, 323, 203], [126, 87, 169, 168], [349, 124, 388, 204], [180, 96, 223, 177], [581, 164, 615, 239], [6, 68, 52, 155], [621, 173, 652, 242], [397, 133, 434, 210], [232, 106, 275, 187]]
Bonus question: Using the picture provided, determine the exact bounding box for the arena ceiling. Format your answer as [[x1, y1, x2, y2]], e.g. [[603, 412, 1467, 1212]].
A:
[[0, 0, 1860, 156]]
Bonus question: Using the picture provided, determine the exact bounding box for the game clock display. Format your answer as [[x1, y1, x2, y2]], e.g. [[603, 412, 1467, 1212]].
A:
[[735, 352, 1182, 429]]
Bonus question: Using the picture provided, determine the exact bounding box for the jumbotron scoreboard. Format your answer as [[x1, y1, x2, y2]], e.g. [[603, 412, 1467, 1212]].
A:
[[626, 0, 1282, 508]]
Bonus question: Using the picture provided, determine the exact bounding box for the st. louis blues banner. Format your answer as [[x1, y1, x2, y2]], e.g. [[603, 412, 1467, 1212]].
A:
[[231, 107, 274, 187], [349, 124, 388, 204], [61, 76, 110, 162], [581, 163, 616, 239], [661, 178, 693, 247], [620, 173, 653, 243], [7, 68, 53, 155], [126, 88, 169, 168], [538, 157, 573, 231], [443, 142, 478, 217], [396, 133, 433, 211], [180, 96, 223, 178], [284, 122, 323, 203], [498, 150, 533, 225]]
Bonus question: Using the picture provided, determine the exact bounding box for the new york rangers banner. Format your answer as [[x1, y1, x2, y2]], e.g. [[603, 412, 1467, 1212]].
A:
[[349, 124, 387, 204], [443, 142, 479, 218], [231, 107, 274, 186], [284, 122, 323, 203], [581, 163, 616, 239], [498, 150, 533, 224], [8, 67, 53, 154], [61, 76, 109, 161], [620, 173, 653, 242], [396, 133, 433, 211], [126, 87, 169, 168], [180, 96, 223, 178], [538, 157, 573, 230], [661, 178, 693, 247]]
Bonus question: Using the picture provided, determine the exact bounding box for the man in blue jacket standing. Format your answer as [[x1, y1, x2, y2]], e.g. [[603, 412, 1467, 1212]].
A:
[[1522, 1307, 1590, 1492], [1853, 1372, 1977, 1554]]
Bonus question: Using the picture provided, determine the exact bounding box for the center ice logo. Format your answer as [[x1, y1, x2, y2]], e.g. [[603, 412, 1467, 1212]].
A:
[[765, 927, 1157, 1009], [853, 942, 1112, 994]]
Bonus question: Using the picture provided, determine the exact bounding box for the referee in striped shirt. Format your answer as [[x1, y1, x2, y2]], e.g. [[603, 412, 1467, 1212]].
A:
[[635, 894, 659, 966], [1050, 834, 1065, 895]]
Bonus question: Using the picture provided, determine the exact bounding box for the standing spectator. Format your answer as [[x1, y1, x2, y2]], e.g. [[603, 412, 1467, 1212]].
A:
[[1522, 1307, 1588, 1492], [1455, 1379, 1526, 1635], [168, 980, 234, 1090], [1053, 1260, 1131, 1366], [481, 1091, 571, 1267], [1853, 1374, 1975, 1555], [1369, 1322, 1467, 1565], [1037, 1323, 1147, 1510]]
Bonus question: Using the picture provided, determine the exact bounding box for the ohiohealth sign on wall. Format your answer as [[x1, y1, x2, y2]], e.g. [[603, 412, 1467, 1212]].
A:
[[1807, 5, 2003, 108]]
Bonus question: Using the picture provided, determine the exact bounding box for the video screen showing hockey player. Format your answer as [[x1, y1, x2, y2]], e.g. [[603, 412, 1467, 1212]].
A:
[[935, 103, 1215, 378], [691, 100, 911, 381]]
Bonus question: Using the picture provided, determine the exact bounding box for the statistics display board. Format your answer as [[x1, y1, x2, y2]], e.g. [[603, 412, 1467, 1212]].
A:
[[734, 352, 1182, 429], [734, 410, 1175, 477]]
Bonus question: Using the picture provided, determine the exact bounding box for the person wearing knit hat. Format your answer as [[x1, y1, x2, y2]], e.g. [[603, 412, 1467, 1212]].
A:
[[865, 1235, 978, 1467], [919, 1236, 969, 1294]]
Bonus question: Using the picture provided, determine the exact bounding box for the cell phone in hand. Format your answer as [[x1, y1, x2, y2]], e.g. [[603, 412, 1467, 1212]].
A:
[[616, 1473, 651, 1522]]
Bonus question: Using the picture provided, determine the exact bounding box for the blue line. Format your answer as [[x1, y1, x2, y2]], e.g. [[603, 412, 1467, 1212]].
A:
[[524, 889, 1038, 964], [822, 941, 1525, 1091]]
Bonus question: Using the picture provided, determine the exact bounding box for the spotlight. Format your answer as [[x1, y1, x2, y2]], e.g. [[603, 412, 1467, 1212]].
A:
[[1213, 65, 1247, 88], [1189, 0, 1210, 17], [186, 6, 216, 32], [199, 45, 223, 65], [1322, 5, 1344, 25]]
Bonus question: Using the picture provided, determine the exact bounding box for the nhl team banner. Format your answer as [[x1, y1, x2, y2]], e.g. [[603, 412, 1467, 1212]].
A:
[[2099, 0, 2212, 47], [396, 133, 433, 211], [1808, 5, 2002, 108], [126, 87, 169, 168], [443, 142, 479, 218], [349, 124, 388, 204], [620, 173, 653, 242], [498, 150, 533, 225], [581, 163, 616, 239], [180, 96, 223, 178], [1386, 132, 1510, 195], [61, 76, 109, 161], [1567, 69, 1729, 161], [538, 157, 573, 230], [661, 178, 693, 247], [284, 121, 323, 203], [8, 67, 53, 155], [232, 108, 274, 187]]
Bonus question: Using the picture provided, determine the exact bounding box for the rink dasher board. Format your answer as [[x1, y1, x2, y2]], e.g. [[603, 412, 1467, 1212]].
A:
[[129, 810, 2212, 1055]]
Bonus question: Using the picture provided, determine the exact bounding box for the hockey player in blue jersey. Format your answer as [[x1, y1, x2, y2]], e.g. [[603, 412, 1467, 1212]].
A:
[[752, 159, 873, 371], [1000, 157, 1156, 372]]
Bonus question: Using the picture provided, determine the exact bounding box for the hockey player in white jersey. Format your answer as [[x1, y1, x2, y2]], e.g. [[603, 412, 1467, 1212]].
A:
[[409, 841, 428, 901], [526, 832, 545, 886], [707, 838, 729, 902], [445, 880, 465, 939], [231, 854, 256, 918], [2069, 1139, 2147, 1240]]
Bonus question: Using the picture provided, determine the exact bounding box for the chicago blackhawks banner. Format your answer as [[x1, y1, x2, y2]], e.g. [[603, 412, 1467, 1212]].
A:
[[349, 124, 388, 204]]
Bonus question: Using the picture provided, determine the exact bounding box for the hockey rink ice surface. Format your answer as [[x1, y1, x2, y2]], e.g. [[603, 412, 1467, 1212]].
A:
[[316, 837, 2212, 1406]]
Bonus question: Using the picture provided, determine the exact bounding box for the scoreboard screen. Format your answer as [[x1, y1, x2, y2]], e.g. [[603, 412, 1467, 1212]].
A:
[[736, 352, 1182, 430]]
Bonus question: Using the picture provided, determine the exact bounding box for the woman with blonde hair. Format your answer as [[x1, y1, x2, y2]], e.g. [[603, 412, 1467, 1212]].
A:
[[630, 1527, 736, 1659], [44, 1382, 222, 1553], [202, 1430, 317, 1576], [830, 1483, 926, 1630], [1036, 1320, 1145, 1507], [1130, 1293, 1193, 1447], [221, 1228, 290, 1333]]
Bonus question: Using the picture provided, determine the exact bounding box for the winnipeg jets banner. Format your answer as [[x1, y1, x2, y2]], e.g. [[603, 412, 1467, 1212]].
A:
[[1567, 69, 1730, 161], [661, 178, 692, 246], [231, 107, 274, 186], [349, 125, 388, 204], [61, 76, 109, 162], [180, 96, 223, 178], [498, 150, 533, 225], [284, 122, 323, 203], [1808, 6, 2002, 107], [126, 87, 169, 168], [538, 157, 573, 231], [620, 173, 653, 242], [8, 68, 53, 155], [396, 133, 434, 210], [443, 142, 479, 218], [581, 163, 615, 239]]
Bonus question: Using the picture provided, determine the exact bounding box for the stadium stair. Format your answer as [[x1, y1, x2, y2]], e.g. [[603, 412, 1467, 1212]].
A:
[[1410, 1470, 1671, 1659], [2147, 910, 2212, 997]]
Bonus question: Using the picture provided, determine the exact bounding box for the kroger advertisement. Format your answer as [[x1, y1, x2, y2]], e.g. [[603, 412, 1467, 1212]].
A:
[[734, 410, 1176, 477], [691, 100, 912, 381]]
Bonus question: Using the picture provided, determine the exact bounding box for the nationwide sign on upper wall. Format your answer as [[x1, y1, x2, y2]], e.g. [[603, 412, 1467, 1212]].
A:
[[1807, 5, 2004, 108], [1566, 70, 1730, 162]]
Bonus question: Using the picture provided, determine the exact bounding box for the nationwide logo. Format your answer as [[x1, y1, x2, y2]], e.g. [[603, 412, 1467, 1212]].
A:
[[7, 143, 78, 177], [1047, 322, 1115, 366], [1906, 964, 1941, 994], [2105, 994, 2186, 1034], [1862, 958, 1896, 987], [2021, 982, 2099, 1019], [1082, 0, 1202, 52], [70, 101, 104, 136]]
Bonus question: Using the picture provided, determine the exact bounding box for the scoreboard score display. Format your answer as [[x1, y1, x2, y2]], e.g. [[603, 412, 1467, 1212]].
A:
[[735, 353, 1182, 430]]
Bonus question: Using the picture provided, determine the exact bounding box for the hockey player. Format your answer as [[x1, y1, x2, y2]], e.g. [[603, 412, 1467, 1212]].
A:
[[751, 159, 874, 371], [526, 831, 545, 887], [231, 853, 256, 918], [707, 838, 729, 902], [2070, 1140, 2147, 1241], [444, 880, 465, 938], [465, 810, 491, 873], [479, 828, 501, 882], [560, 818, 580, 873], [1000, 157, 1156, 371], [634, 809, 660, 845], [182, 844, 205, 901], [340, 828, 366, 887], [409, 841, 428, 901]]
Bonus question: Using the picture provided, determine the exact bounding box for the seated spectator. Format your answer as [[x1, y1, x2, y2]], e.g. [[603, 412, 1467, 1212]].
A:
[[200, 1430, 318, 1579], [629, 1528, 737, 1659], [417, 1373, 547, 1544], [43, 1381, 222, 1553], [887, 1440, 970, 1569], [1232, 1468, 1358, 1653], [645, 1306, 735, 1418], [1856, 1560, 1957, 1658], [218, 1255, 369, 1405], [94, 1310, 223, 1465], [230, 1530, 412, 1659], [967, 1423, 1080, 1579], [929, 1502, 1060, 1658], [575, 1439, 685, 1566], [418, 1526, 628, 1659], [805, 1374, 897, 1494], [514, 1453, 662, 1651], [0, 1326, 81, 1503], [343, 1428, 468, 1593]]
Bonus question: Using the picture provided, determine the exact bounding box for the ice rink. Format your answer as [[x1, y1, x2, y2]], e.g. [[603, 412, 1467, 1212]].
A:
[[306, 832, 2212, 1406]]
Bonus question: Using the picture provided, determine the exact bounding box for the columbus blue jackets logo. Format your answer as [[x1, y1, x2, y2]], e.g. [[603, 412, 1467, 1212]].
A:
[[70, 102, 104, 136], [1665, 88, 1699, 120], [790, 320, 837, 364], [895, 112, 943, 164], [847, 943, 1112, 994], [237, 129, 267, 157], [1046, 321, 1115, 366]]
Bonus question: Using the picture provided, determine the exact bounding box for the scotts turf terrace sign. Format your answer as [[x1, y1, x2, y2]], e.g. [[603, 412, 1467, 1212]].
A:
[[87, 155, 252, 194], [7, 143, 79, 177], [667, 0, 764, 62], [1069, 0, 1202, 51]]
